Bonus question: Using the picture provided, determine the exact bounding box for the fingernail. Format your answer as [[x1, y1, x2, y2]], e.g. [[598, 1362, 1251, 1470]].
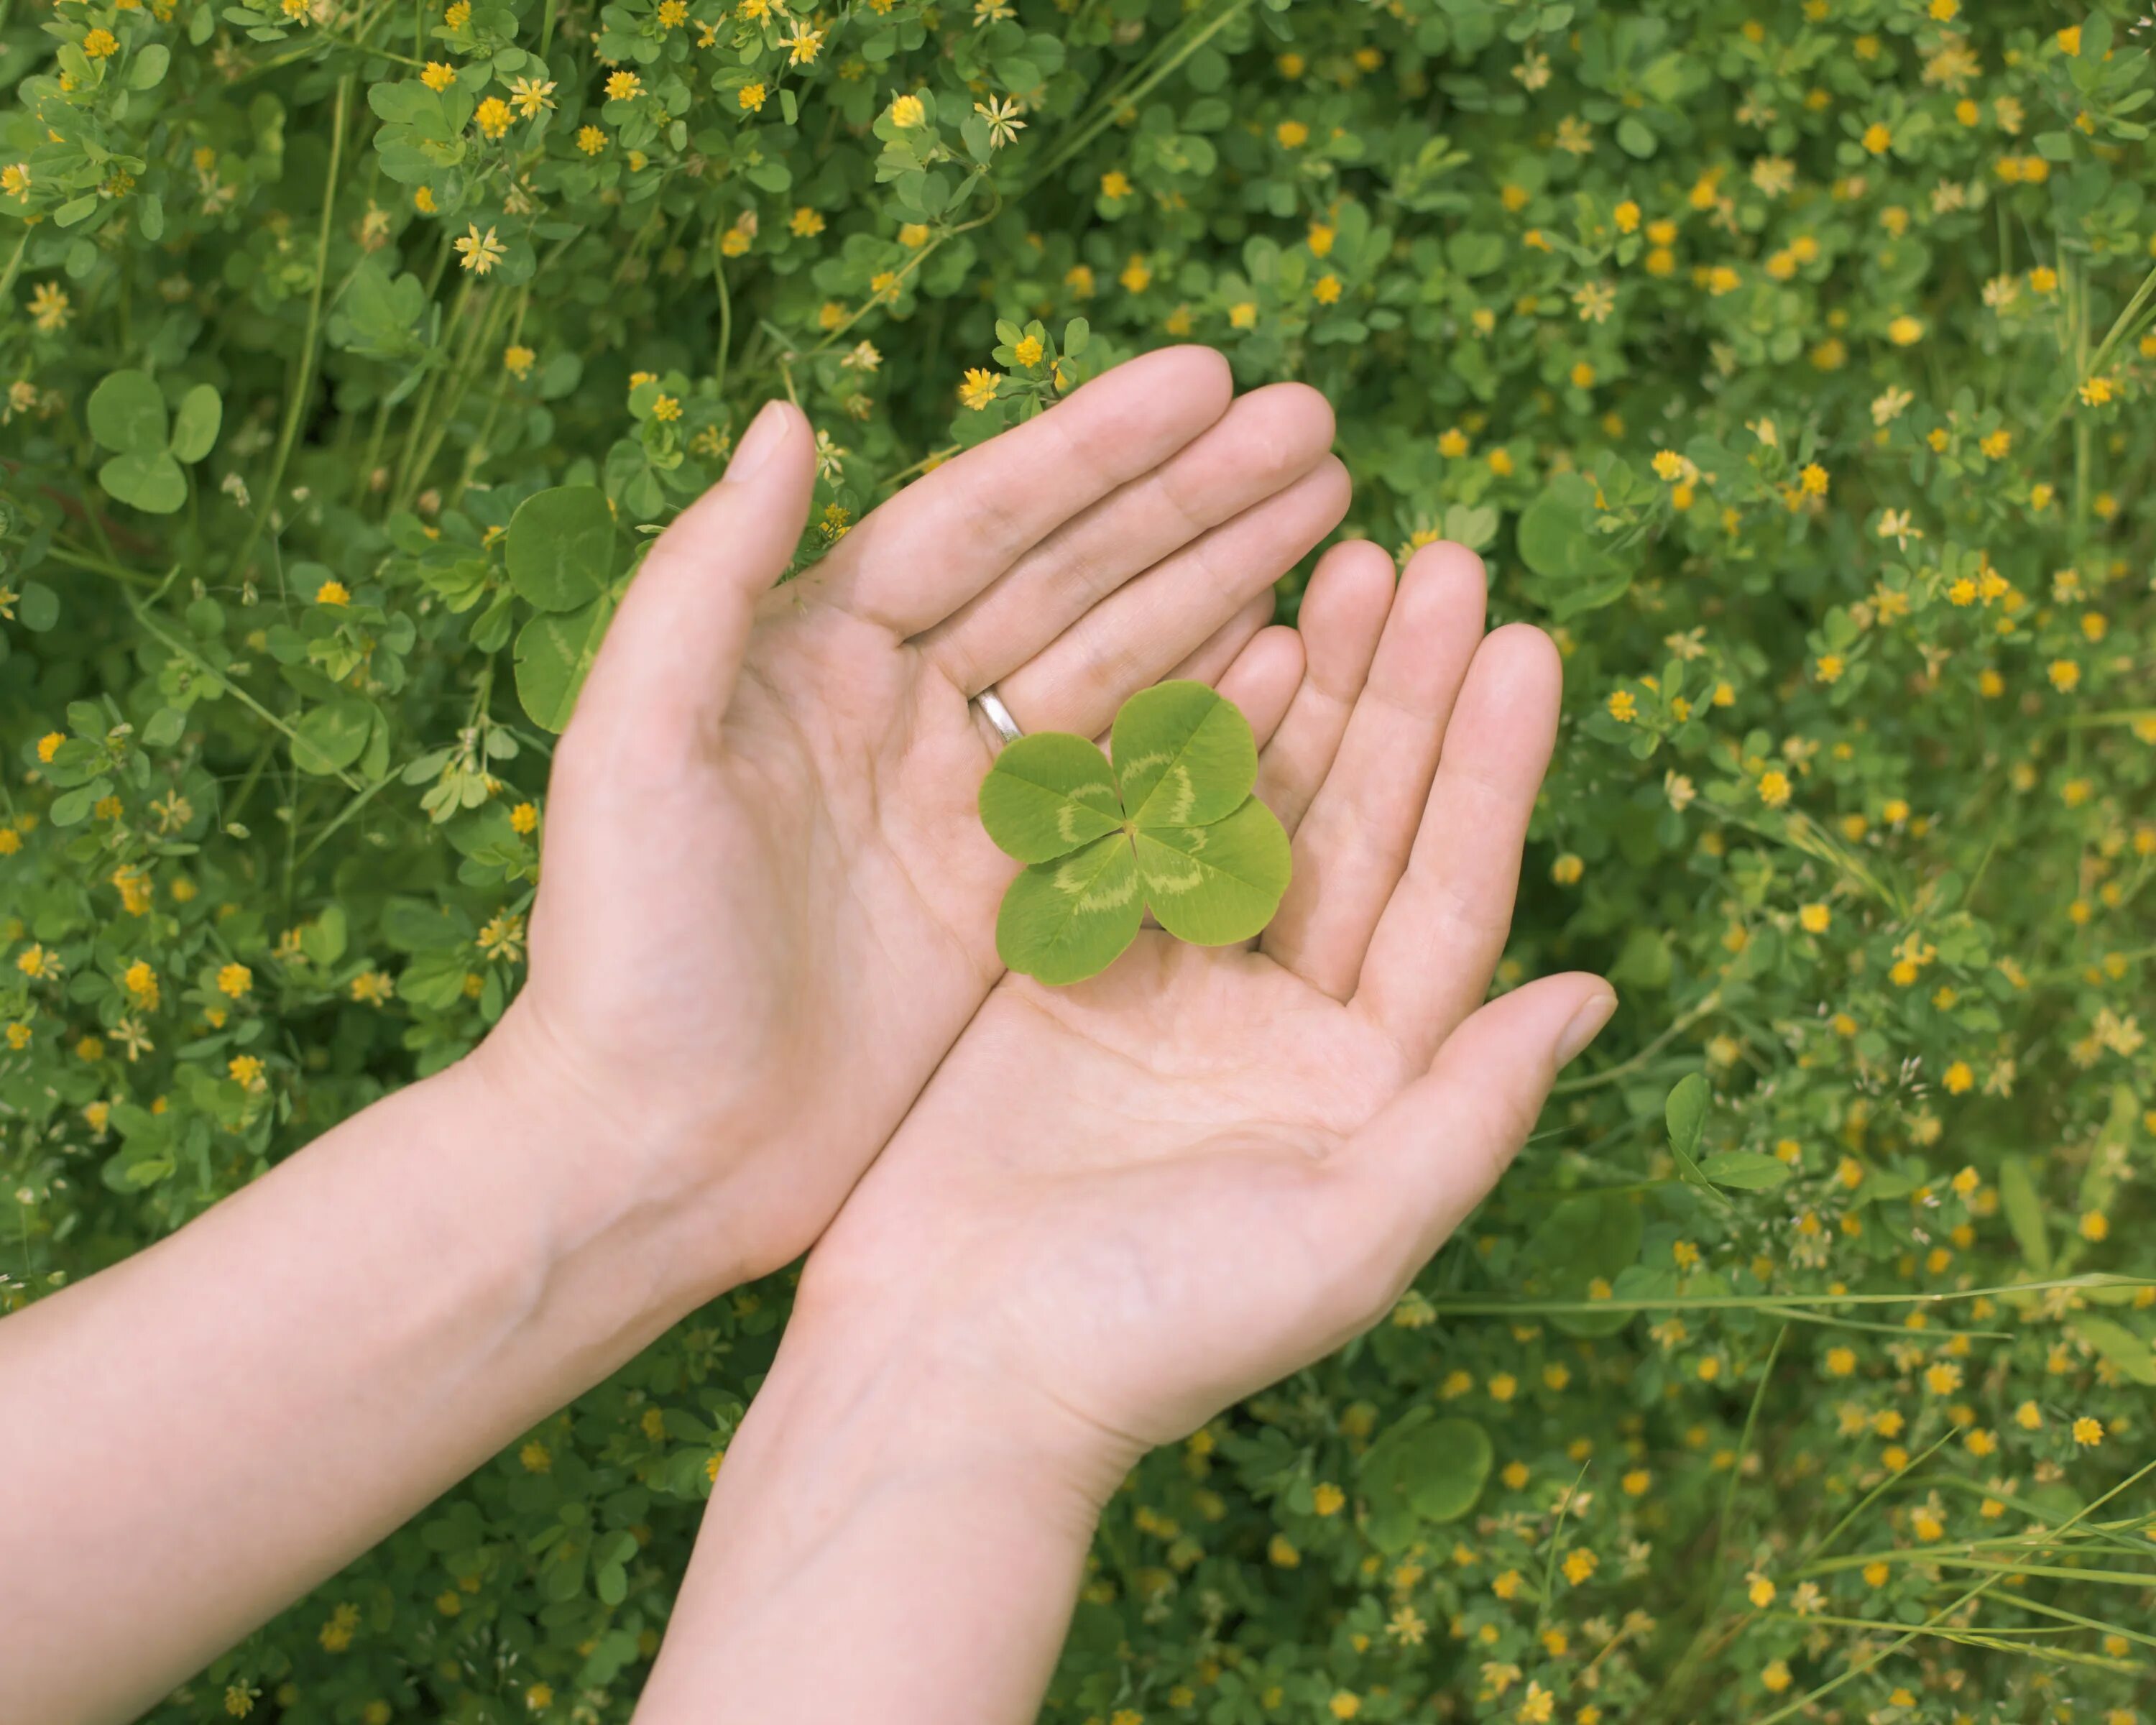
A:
[[724, 400, 791, 484], [1554, 987, 1618, 1067]]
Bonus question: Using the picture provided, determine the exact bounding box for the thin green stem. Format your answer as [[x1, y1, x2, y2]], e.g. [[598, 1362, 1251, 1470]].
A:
[[230, 73, 353, 583]]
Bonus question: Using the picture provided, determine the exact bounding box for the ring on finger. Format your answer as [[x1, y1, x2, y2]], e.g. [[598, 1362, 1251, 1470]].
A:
[[973, 685, 1024, 748]]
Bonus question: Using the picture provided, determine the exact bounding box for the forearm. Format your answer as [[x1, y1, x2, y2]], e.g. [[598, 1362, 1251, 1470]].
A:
[[637, 1317, 1121, 1725], [0, 1026, 732, 1724]]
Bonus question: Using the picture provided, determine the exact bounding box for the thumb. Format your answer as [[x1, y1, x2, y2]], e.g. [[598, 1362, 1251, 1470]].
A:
[[572, 400, 816, 748], [1329, 973, 1617, 1289]]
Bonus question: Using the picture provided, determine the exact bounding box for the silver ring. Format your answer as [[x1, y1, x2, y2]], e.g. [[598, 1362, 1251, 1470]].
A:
[[974, 686, 1023, 748]]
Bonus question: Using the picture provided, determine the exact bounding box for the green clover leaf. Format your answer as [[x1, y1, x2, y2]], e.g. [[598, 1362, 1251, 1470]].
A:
[[507, 484, 621, 731], [980, 681, 1291, 985], [88, 369, 223, 515]]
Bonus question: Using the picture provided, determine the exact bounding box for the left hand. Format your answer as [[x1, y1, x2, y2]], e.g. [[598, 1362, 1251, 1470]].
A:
[[788, 538, 1617, 1489]]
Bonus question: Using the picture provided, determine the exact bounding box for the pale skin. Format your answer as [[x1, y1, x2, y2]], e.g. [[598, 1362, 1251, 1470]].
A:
[[635, 540, 1615, 1724], [0, 349, 1350, 1723], [0, 346, 1613, 1724]]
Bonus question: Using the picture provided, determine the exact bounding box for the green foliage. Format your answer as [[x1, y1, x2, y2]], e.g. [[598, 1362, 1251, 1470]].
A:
[[982, 683, 1290, 983], [6, 0, 2156, 1719], [86, 369, 221, 514]]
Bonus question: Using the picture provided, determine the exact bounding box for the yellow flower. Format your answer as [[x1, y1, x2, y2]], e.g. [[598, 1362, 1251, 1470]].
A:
[[1861, 121, 1891, 154], [1012, 334, 1044, 367], [1886, 315, 1923, 345], [0, 162, 28, 200], [651, 394, 681, 422], [83, 27, 120, 57], [888, 93, 925, 128], [1312, 1482, 1345, 1516], [1606, 689, 1636, 723], [958, 368, 998, 411], [1313, 273, 1342, 304], [29, 282, 71, 334], [1757, 769, 1792, 807], [421, 60, 456, 91], [315, 579, 350, 607], [576, 125, 607, 155], [503, 344, 536, 378], [739, 81, 768, 112], [475, 96, 512, 139], [455, 225, 507, 275], [1100, 170, 1130, 198], [510, 76, 556, 116], [605, 70, 643, 101], [2073, 1415, 2104, 1446], [218, 962, 254, 998], [1798, 903, 1830, 934], [1277, 119, 1309, 147]]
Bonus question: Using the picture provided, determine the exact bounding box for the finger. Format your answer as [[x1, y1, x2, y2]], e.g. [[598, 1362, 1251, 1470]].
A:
[[921, 383, 1335, 694], [1063, 594, 1274, 755], [1215, 625, 1305, 752], [1259, 542, 1487, 998], [1165, 592, 1276, 692], [1253, 540, 1395, 835], [569, 401, 815, 759], [996, 457, 1350, 740], [1353, 623, 1564, 1063], [816, 347, 1233, 637], [1317, 975, 1617, 1307]]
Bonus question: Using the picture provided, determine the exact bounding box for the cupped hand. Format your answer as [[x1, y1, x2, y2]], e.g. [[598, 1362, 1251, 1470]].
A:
[[793, 539, 1617, 1486], [480, 350, 1345, 1294]]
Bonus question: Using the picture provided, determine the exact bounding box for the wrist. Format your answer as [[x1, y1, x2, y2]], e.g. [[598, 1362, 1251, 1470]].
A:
[[765, 1287, 1137, 1519], [464, 997, 762, 1310], [641, 1307, 1119, 1724]]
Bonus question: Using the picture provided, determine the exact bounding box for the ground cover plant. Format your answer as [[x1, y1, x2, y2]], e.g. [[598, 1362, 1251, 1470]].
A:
[[4, 0, 2156, 1716]]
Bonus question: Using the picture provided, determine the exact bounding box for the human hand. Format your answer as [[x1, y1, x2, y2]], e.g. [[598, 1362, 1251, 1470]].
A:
[[789, 538, 1616, 1491], [479, 349, 1345, 1299]]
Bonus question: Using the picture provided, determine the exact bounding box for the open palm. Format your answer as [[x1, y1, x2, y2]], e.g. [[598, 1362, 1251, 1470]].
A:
[[798, 539, 1616, 1473], [487, 351, 1345, 1289]]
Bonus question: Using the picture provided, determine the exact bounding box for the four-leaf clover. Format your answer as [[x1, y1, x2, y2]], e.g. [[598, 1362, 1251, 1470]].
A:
[[980, 681, 1292, 985]]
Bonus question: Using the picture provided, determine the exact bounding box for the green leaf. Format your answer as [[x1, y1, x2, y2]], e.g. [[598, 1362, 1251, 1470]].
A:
[[1664, 1072, 1708, 1159], [1111, 680, 1258, 829], [1698, 1150, 1794, 1191], [88, 369, 170, 455], [291, 698, 376, 775], [515, 595, 614, 731], [18, 581, 59, 632], [98, 450, 188, 514], [507, 485, 614, 610], [979, 732, 1125, 863], [170, 385, 223, 463], [2069, 1315, 2156, 1386], [995, 833, 1146, 985], [1530, 1192, 1643, 1338], [1998, 1154, 2050, 1277], [1360, 1411, 1492, 1551], [126, 43, 171, 88], [1133, 797, 1291, 946]]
